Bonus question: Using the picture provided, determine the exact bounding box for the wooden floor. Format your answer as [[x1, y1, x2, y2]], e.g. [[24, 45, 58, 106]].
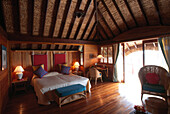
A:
[[4, 82, 141, 114]]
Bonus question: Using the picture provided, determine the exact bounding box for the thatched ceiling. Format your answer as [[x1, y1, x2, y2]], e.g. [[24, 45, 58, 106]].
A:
[[0, 0, 170, 50]]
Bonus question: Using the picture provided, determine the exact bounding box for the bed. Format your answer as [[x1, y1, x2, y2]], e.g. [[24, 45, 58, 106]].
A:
[[31, 72, 91, 105]]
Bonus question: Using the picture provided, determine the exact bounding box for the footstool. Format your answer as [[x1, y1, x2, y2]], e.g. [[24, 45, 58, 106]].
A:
[[55, 84, 86, 107], [145, 97, 168, 114]]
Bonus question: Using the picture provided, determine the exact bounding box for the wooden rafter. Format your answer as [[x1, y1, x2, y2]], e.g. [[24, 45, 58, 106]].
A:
[[39, 0, 48, 36], [66, 1, 82, 39], [98, 32, 104, 40], [98, 9, 115, 38], [62, 45, 66, 50], [49, 0, 61, 38], [47, 44, 51, 50], [98, 22, 110, 40], [100, 0, 121, 33], [136, 0, 149, 25], [27, 44, 32, 50], [0, 1, 6, 31], [27, 0, 34, 35], [69, 45, 73, 50], [86, 22, 97, 40], [124, 0, 138, 26], [80, 8, 95, 40], [58, 0, 72, 38], [8, 34, 96, 45], [92, 32, 97, 41], [74, 0, 91, 40], [112, 0, 129, 29], [152, 0, 163, 25], [55, 45, 59, 50], [38, 44, 42, 50], [12, 0, 20, 33]]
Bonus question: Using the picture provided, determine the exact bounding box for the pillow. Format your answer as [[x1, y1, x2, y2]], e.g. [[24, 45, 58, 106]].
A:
[[33, 66, 48, 78], [32, 64, 44, 71], [61, 66, 70, 75], [145, 73, 160, 84], [58, 64, 67, 72]]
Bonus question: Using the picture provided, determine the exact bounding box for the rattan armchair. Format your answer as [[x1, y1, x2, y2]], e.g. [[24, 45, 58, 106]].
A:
[[87, 67, 103, 85], [138, 65, 169, 101]]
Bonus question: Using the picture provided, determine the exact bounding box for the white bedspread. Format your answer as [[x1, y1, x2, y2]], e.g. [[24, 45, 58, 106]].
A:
[[32, 72, 91, 105]]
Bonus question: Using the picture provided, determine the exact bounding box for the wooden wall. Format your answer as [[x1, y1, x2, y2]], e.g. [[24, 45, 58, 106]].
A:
[[84, 45, 98, 76], [0, 27, 8, 114], [10, 51, 79, 80]]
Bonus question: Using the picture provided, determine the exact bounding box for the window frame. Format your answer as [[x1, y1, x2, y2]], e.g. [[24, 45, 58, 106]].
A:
[[99, 45, 113, 64]]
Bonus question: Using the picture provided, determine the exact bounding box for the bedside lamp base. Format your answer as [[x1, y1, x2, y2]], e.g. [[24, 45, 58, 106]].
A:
[[17, 73, 23, 80]]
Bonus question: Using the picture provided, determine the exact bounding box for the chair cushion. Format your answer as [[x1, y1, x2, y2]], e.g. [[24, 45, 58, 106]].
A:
[[55, 84, 86, 97], [145, 73, 160, 84], [143, 84, 165, 93]]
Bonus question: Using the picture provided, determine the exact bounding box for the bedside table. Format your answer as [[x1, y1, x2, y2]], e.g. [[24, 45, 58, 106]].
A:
[[72, 71, 83, 76], [12, 77, 28, 94]]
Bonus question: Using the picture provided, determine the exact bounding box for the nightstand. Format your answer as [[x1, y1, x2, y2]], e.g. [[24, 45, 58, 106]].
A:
[[72, 71, 83, 76], [12, 77, 28, 94]]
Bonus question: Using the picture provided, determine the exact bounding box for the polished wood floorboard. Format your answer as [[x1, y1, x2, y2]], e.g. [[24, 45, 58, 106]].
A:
[[4, 82, 142, 114]]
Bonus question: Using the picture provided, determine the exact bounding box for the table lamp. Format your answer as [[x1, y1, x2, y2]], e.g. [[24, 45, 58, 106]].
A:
[[74, 62, 80, 72], [14, 66, 24, 80], [97, 54, 103, 59]]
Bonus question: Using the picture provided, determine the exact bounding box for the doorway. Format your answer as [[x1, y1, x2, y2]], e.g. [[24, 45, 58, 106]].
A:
[[118, 39, 168, 105]]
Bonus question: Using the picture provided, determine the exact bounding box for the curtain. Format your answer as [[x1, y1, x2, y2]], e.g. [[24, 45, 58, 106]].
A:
[[112, 43, 120, 82], [158, 37, 170, 71]]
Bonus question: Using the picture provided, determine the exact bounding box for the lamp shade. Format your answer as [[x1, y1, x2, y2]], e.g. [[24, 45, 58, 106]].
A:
[[74, 62, 80, 68], [97, 55, 104, 59], [14, 66, 24, 74]]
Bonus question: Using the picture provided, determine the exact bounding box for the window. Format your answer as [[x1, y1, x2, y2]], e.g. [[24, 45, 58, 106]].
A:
[[100, 46, 113, 64]]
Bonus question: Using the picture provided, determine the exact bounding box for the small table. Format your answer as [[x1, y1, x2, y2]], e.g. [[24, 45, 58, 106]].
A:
[[12, 77, 28, 94], [72, 71, 83, 76]]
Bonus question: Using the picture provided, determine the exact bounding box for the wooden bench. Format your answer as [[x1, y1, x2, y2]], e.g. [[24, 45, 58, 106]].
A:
[[55, 84, 86, 107]]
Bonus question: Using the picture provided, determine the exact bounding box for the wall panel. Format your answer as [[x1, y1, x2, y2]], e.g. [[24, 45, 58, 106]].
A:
[[0, 27, 8, 114]]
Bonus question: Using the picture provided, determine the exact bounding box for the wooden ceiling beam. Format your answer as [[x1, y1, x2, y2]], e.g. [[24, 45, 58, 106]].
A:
[[55, 45, 59, 50], [62, 45, 66, 50], [0, 1, 6, 31], [8, 34, 96, 45], [152, 0, 163, 25], [112, 0, 129, 29], [98, 32, 104, 40], [39, 0, 48, 36], [46, 44, 51, 50], [49, 0, 61, 38], [124, 0, 138, 26], [80, 8, 95, 40], [74, 0, 92, 40], [98, 10, 115, 38], [66, 1, 82, 39], [27, 0, 34, 35], [100, 0, 121, 33], [69, 45, 73, 50], [12, 0, 20, 33], [98, 26, 170, 45], [38, 44, 42, 50], [136, 0, 149, 26], [98, 22, 110, 40], [11, 49, 78, 52], [58, 0, 72, 38], [86, 22, 97, 40], [92, 32, 97, 41]]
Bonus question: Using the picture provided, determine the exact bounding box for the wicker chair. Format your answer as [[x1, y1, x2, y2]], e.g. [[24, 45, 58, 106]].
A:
[[88, 67, 103, 85], [138, 65, 169, 101]]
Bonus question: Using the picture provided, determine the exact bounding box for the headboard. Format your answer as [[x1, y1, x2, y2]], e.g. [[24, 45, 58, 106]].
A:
[[33, 54, 48, 71]]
